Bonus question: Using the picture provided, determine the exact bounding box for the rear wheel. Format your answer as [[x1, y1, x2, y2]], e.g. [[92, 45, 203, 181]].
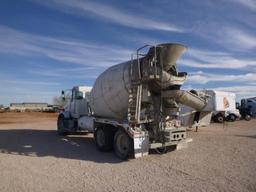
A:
[[94, 127, 114, 152], [155, 146, 167, 154], [227, 114, 236, 122], [57, 115, 68, 136], [215, 114, 224, 123], [114, 130, 133, 160], [244, 114, 251, 121]]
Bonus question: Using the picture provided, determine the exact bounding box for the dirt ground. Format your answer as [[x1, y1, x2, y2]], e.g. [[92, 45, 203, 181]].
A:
[[0, 112, 256, 192]]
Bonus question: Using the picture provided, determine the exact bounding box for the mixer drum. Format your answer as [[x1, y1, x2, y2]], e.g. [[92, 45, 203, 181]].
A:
[[89, 61, 131, 119], [89, 43, 188, 119]]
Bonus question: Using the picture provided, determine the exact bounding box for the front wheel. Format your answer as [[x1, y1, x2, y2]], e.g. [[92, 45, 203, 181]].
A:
[[57, 114, 68, 136], [114, 130, 133, 160]]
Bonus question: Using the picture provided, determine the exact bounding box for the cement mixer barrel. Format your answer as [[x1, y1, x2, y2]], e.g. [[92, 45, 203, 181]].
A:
[[89, 43, 188, 119], [89, 61, 131, 119], [89, 43, 207, 119]]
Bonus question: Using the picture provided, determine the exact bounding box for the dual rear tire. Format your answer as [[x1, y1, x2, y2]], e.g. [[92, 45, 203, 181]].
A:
[[94, 127, 114, 152], [94, 127, 133, 159], [57, 117, 133, 159], [114, 130, 133, 160]]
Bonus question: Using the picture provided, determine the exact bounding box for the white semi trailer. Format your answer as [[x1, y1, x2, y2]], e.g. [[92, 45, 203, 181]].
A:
[[57, 43, 210, 159]]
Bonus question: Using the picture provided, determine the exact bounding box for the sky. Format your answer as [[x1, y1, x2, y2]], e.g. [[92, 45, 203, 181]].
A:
[[0, 0, 255, 105]]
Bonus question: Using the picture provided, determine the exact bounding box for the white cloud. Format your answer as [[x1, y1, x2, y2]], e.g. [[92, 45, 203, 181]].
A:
[[222, 27, 256, 50], [0, 25, 137, 105], [29, 66, 100, 79], [180, 48, 256, 69], [188, 71, 256, 84], [1, 80, 60, 86], [208, 26, 256, 51], [33, 0, 183, 32], [231, 0, 256, 11], [0, 79, 60, 105], [0, 25, 132, 67]]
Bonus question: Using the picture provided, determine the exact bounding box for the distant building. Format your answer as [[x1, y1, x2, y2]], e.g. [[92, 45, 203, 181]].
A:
[[0, 105, 4, 112], [9, 102, 49, 112]]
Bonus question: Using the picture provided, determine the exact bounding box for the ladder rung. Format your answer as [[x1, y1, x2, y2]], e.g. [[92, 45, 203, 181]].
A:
[[127, 83, 142, 124]]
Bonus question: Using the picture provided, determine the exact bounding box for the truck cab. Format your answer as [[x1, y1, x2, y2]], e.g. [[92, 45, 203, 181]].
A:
[[57, 86, 92, 135], [64, 86, 91, 119], [240, 98, 256, 118]]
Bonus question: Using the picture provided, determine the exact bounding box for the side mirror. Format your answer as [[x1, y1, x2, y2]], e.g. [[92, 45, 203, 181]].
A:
[[61, 90, 65, 101]]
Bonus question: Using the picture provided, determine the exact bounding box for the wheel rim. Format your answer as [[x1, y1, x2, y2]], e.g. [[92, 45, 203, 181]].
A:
[[96, 129, 105, 147], [218, 116, 223, 122], [116, 134, 129, 155], [245, 115, 251, 120]]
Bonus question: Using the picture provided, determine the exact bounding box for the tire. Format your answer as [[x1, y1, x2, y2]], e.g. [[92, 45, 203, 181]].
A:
[[57, 114, 68, 136], [114, 130, 133, 160], [227, 114, 236, 122], [155, 146, 167, 154], [244, 114, 251, 121], [216, 114, 224, 123], [94, 127, 114, 152]]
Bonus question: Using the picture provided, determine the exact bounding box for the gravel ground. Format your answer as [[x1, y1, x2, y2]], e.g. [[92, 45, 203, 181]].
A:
[[0, 112, 256, 192]]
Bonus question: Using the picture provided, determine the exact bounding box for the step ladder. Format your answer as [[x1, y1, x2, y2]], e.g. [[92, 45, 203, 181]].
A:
[[127, 44, 158, 124], [128, 83, 142, 124]]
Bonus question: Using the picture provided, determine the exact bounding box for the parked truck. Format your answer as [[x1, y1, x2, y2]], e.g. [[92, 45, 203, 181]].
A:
[[57, 43, 210, 159], [236, 97, 256, 120], [205, 91, 241, 123]]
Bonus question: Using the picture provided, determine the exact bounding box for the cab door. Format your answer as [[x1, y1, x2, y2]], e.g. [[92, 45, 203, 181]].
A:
[[70, 89, 89, 118]]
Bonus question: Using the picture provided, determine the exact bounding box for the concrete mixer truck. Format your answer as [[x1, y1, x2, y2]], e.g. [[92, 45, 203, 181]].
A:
[[57, 43, 209, 159]]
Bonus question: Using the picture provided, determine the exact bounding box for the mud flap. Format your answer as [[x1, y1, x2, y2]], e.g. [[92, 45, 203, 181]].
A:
[[133, 132, 149, 158], [176, 138, 193, 150]]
